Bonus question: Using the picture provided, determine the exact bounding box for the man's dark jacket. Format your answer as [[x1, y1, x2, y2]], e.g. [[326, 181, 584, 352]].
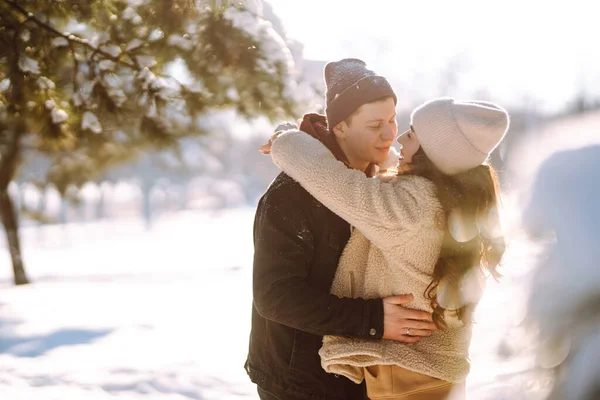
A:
[[245, 115, 384, 400]]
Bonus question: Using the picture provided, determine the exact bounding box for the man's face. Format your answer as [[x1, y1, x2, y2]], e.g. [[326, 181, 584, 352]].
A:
[[333, 97, 398, 166]]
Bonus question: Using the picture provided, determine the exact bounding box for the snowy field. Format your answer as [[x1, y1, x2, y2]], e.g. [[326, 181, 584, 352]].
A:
[[0, 203, 553, 400], [0, 209, 257, 400]]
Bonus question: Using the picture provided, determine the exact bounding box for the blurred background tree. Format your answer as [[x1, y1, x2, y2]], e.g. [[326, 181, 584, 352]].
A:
[[0, 0, 308, 285]]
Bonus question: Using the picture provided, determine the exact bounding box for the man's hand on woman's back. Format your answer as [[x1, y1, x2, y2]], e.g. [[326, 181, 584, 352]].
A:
[[382, 294, 438, 343]]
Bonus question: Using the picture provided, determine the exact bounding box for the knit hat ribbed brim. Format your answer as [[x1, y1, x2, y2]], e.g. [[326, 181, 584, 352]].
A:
[[410, 98, 510, 175]]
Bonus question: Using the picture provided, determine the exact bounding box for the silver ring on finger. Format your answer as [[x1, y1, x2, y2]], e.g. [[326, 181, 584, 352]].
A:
[[406, 328, 411, 336]]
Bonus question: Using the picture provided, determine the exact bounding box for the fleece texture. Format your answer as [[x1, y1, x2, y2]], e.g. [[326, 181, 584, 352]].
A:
[[270, 130, 473, 384]]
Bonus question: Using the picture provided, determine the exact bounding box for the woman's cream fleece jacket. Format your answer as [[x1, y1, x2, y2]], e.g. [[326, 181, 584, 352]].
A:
[[270, 130, 473, 384]]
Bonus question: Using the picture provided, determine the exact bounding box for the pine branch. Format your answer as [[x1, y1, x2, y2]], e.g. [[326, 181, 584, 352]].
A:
[[2, 0, 138, 70], [67, 41, 80, 91]]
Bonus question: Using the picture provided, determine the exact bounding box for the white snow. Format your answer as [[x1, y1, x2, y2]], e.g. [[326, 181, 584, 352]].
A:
[[44, 99, 69, 124], [226, 87, 240, 102], [102, 73, 122, 89], [81, 111, 102, 134], [136, 56, 158, 69], [122, 7, 139, 22], [0, 209, 256, 400], [18, 56, 41, 75], [137, 68, 163, 93], [103, 45, 122, 58], [167, 35, 193, 51], [184, 81, 206, 95], [148, 29, 165, 42], [19, 29, 31, 43], [0, 199, 555, 400], [51, 108, 68, 124], [145, 99, 158, 118], [37, 77, 56, 90], [222, 8, 294, 72], [221, 6, 308, 107], [515, 119, 600, 399], [73, 80, 96, 107], [126, 38, 145, 52], [107, 88, 127, 108], [0, 78, 11, 92], [98, 60, 116, 72], [51, 37, 69, 48]]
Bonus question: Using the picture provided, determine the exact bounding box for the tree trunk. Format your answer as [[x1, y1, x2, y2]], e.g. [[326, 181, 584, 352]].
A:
[[36, 187, 47, 246], [0, 125, 28, 285], [59, 195, 68, 225], [0, 188, 29, 285], [0, 44, 30, 285], [96, 183, 106, 220], [141, 178, 153, 230], [38, 186, 47, 216]]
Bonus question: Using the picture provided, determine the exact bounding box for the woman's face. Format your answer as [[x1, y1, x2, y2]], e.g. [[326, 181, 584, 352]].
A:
[[396, 125, 421, 164]]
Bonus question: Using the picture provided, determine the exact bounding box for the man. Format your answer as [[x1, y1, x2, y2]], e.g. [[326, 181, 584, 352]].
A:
[[246, 59, 437, 400]]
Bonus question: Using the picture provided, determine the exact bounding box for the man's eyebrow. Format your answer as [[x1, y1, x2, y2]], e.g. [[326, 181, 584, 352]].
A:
[[367, 115, 396, 123]]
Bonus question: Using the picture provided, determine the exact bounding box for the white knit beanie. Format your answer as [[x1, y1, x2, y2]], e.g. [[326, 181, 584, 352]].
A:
[[410, 98, 509, 175]]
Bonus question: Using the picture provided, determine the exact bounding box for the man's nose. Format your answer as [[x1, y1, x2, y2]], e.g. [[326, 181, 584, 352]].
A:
[[381, 124, 395, 141]]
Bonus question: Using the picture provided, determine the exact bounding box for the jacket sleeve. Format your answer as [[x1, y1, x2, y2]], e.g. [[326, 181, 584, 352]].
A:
[[252, 176, 384, 338], [270, 130, 437, 249]]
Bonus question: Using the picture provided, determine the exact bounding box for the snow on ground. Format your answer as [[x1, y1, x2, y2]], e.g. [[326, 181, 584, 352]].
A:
[[1, 205, 550, 400], [1, 210, 256, 400]]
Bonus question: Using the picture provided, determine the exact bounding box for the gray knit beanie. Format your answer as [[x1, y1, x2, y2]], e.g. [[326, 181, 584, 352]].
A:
[[324, 58, 396, 131], [410, 98, 509, 175]]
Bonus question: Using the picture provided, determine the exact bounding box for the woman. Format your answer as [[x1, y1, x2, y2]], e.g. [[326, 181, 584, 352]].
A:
[[262, 97, 509, 399]]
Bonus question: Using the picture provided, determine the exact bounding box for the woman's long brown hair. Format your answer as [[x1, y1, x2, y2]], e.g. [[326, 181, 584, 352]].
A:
[[404, 147, 506, 329]]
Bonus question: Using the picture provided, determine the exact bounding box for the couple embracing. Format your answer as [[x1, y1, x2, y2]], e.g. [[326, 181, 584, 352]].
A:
[[245, 58, 509, 400]]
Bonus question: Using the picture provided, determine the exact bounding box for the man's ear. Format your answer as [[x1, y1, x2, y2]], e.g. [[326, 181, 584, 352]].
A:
[[332, 121, 347, 139]]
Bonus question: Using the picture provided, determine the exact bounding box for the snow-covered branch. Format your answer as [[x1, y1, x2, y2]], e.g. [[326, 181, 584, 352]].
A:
[[2, 0, 138, 70]]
